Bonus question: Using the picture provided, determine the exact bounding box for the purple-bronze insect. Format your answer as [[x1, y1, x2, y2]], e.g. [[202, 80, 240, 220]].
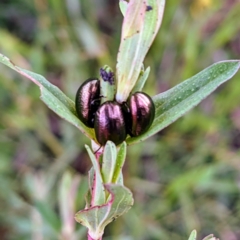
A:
[[94, 101, 127, 145], [75, 77, 155, 145], [75, 78, 100, 128], [124, 92, 155, 137]]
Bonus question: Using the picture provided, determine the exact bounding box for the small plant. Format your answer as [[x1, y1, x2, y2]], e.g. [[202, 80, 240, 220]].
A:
[[0, 0, 239, 239]]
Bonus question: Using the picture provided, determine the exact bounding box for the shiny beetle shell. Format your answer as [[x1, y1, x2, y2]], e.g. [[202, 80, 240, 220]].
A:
[[127, 92, 155, 137], [75, 78, 100, 128], [94, 101, 127, 146]]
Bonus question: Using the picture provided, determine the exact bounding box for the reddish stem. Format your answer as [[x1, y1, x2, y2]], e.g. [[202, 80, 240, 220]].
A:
[[88, 233, 102, 240]]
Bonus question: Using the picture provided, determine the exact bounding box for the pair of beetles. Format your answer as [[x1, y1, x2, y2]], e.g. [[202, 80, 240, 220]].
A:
[[75, 78, 155, 146]]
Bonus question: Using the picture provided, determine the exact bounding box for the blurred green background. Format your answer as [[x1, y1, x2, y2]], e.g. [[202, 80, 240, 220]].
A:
[[0, 0, 240, 239]]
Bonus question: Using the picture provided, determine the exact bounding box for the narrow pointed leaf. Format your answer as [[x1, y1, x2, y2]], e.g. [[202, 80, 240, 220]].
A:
[[99, 65, 115, 103], [116, 0, 165, 102], [112, 142, 127, 184], [119, 0, 128, 16], [101, 141, 117, 184], [127, 60, 240, 145], [0, 53, 95, 140], [188, 230, 197, 240], [85, 145, 105, 206], [131, 66, 151, 93], [75, 184, 133, 240], [86, 172, 93, 209]]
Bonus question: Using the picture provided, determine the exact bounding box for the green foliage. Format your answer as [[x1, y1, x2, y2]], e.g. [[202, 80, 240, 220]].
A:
[[0, 1, 240, 240], [76, 142, 133, 239], [1, 55, 238, 149], [128, 61, 240, 144], [188, 230, 197, 240], [75, 184, 133, 240], [116, 0, 165, 102], [0, 54, 96, 141]]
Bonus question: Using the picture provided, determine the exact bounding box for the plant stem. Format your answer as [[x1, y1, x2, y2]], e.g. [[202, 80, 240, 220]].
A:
[[88, 234, 102, 240]]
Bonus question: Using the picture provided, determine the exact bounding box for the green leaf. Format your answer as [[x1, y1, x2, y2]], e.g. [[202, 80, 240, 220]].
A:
[[101, 141, 127, 185], [116, 0, 165, 102], [112, 142, 127, 184], [101, 141, 117, 184], [131, 66, 151, 93], [127, 60, 240, 145], [119, 0, 128, 16], [188, 230, 197, 240], [75, 184, 133, 240], [99, 65, 116, 103], [85, 173, 93, 209], [85, 145, 105, 206], [0, 53, 96, 141]]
